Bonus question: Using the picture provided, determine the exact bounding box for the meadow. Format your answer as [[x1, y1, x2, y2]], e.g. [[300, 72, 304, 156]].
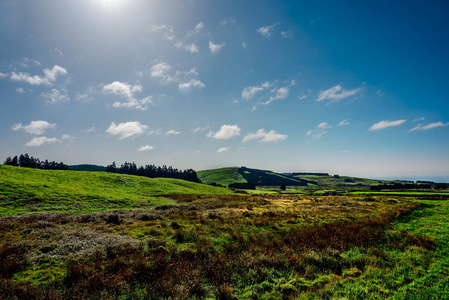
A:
[[0, 165, 448, 299]]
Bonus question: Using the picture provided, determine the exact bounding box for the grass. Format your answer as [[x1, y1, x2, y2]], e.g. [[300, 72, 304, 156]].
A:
[[0, 165, 232, 215], [351, 191, 449, 196], [293, 174, 385, 189], [1, 165, 448, 299], [197, 167, 247, 186], [304, 199, 449, 299]]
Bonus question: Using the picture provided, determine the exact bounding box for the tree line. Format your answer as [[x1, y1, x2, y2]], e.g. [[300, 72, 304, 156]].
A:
[[105, 161, 199, 183], [3, 153, 69, 170]]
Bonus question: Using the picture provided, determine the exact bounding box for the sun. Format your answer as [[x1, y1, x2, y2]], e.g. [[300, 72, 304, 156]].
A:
[[97, 0, 124, 11]]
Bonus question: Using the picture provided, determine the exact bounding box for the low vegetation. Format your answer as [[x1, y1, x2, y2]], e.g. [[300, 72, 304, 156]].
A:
[[0, 166, 448, 299]]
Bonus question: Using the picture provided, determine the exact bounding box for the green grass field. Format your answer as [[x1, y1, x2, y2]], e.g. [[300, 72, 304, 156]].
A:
[[0, 165, 232, 215], [197, 167, 247, 187], [1, 165, 448, 299]]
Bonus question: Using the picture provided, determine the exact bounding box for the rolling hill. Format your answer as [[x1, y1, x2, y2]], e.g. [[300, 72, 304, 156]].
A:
[[198, 166, 311, 187], [198, 166, 401, 189], [0, 165, 232, 215]]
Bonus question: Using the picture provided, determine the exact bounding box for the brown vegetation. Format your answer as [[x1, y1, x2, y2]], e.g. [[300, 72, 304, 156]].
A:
[[0, 195, 432, 299]]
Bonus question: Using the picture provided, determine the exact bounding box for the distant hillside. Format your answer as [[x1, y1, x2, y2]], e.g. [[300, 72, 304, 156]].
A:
[[197, 167, 246, 187], [198, 166, 310, 187], [284, 173, 385, 188], [0, 165, 232, 215], [69, 164, 106, 172]]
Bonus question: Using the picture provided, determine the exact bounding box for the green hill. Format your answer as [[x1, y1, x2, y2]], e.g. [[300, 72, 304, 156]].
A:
[[0, 165, 232, 215], [198, 166, 310, 187], [197, 167, 247, 186], [197, 167, 398, 189], [69, 164, 106, 172], [285, 173, 387, 188]]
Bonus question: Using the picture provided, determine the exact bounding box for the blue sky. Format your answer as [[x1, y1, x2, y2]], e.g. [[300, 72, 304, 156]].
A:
[[1, 0, 448, 181]]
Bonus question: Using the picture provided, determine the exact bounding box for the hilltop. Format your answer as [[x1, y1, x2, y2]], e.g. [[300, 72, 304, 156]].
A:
[[198, 166, 398, 189], [0, 165, 231, 215], [197, 166, 311, 187]]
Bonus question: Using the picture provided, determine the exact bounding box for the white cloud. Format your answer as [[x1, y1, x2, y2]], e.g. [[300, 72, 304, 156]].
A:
[[179, 79, 205, 89], [41, 88, 70, 104], [338, 119, 350, 126], [150, 24, 175, 40], [10, 65, 67, 86], [413, 117, 426, 122], [262, 86, 289, 106], [369, 120, 407, 131], [138, 145, 155, 151], [150, 62, 204, 90], [112, 97, 152, 110], [252, 80, 296, 110], [175, 42, 199, 53], [61, 134, 71, 140], [316, 85, 362, 102], [242, 42, 246, 49], [298, 95, 308, 100], [257, 23, 278, 37], [22, 57, 41, 66], [50, 48, 64, 57], [410, 122, 449, 131], [220, 18, 236, 26], [103, 81, 152, 110], [106, 121, 149, 139], [281, 30, 293, 38], [217, 147, 230, 153], [307, 122, 332, 139], [104, 81, 142, 97], [209, 41, 225, 54], [165, 129, 180, 135], [192, 126, 210, 133], [188, 22, 204, 35], [76, 93, 92, 102], [242, 81, 271, 99], [25, 136, 60, 147], [43, 65, 66, 81], [317, 122, 332, 129], [12, 120, 56, 135], [86, 127, 96, 133], [243, 129, 287, 143], [150, 62, 173, 83], [16, 87, 25, 93], [0, 72, 8, 78], [207, 125, 241, 139]]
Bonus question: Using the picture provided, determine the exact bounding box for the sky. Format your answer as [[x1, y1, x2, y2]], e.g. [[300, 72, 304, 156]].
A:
[[1, 0, 448, 182]]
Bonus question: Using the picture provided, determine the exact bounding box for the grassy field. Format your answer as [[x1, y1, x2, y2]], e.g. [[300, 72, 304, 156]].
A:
[[1, 165, 448, 299], [291, 174, 383, 189], [198, 167, 309, 187], [197, 167, 247, 187], [0, 165, 232, 215]]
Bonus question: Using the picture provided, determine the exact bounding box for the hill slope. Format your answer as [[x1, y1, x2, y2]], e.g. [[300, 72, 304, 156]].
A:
[[197, 167, 247, 186], [0, 165, 232, 215], [198, 166, 310, 187], [285, 173, 387, 188]]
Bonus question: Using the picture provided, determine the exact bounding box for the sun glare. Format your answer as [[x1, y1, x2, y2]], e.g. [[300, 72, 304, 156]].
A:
[[97, 0, 124, 11]]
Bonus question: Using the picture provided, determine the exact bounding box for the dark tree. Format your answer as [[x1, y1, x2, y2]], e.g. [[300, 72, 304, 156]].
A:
[[11, 156, 19, 166], [280, 184, 286, 191], [105, 161, 200, 183], [6, 153, 68, 170], [3, 157, 12, 165]]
